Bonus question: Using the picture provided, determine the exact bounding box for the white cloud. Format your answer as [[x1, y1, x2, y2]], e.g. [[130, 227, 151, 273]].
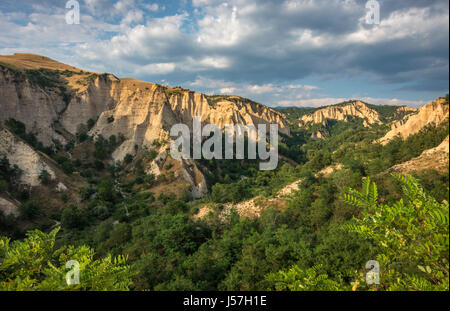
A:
[[114, 0, 135, 12], [198, 56, 231, 69], [143, 3, 159, 12], [196, 4, 253, 47], [287, 84, 319, 90], [276, 97, 349, 107], [219, 87, 236, 94], [0, 0, 447, 107], [246, 84, 280, 94], [188, 76, 234, 89], [121, 10, 144, 25], [135, 62, 176, 74], [245, 83, 319, 96], [345, 7, 448, 45]]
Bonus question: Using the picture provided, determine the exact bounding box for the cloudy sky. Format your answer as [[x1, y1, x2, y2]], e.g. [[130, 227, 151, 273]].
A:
[[0, 0, 448, 107]]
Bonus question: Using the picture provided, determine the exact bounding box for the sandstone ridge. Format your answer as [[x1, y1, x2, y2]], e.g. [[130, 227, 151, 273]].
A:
[[379, 97, 449, 145], [298, 100, 382, 127]]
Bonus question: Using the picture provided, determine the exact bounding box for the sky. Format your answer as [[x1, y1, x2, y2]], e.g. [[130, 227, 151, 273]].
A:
[[0, 0, 448, 108]]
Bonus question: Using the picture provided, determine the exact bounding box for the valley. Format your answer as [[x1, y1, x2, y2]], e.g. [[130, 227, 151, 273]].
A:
[[0, 53, 448, 291]]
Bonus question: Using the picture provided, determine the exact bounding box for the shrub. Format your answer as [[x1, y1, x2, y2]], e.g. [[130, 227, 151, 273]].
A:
[[61, 193, 68, 203], [77, 131, 88, 143], [124, 154, 133, 164], [0, 227, 134, 290], [165, 163, 173, 170], [343, 175, 449, 290], [87, 118, 96, 130], [18, 201, 40, 220], [0, 178, 7, 193], [97, 180, 115, 203], [94, 160, 105, 171], [61, 204, 88, 230], [38, 170, 51, 185]]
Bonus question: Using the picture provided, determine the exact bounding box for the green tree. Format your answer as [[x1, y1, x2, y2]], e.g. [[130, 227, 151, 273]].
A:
[[61, 205, 88, 230], [0, 227, 134, 290], [342, 174, 449, 290], [18, 201, 40, 220], [38, 170, 51, 185], [266, 175, 448, 291], [97, 180, 115, 202], [124, 153, 133, 164], [266, 265, 345, 291]]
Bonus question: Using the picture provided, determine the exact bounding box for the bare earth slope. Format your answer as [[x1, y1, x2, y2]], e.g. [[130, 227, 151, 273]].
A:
[[391, 135, 449, 173]]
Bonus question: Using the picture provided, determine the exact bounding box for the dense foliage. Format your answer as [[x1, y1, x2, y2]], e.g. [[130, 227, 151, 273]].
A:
[[268, 175, 449, 291], [0, 228, 133, 290], [0, 99, 448, 291]]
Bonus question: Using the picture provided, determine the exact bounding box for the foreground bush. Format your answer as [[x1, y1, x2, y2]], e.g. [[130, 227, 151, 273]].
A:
[[267, 174, 449, 291], [0, 227, 134, 290]]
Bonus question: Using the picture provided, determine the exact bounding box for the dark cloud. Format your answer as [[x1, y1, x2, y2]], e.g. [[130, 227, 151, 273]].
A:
[[0, 0, 448, 105]]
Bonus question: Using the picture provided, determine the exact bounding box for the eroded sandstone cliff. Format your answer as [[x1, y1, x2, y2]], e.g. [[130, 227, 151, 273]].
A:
[[379, 97, 449, 145], [298, 100, 381, 127], [0, 53, 290, 198], [0, 127, 55, 186]]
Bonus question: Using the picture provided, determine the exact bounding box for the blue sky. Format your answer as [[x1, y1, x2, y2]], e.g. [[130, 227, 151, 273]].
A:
[[0, 0, 448, 107]]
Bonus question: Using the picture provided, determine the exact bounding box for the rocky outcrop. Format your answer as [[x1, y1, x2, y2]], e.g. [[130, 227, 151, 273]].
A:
[[394, 106, 418, 116], [0, 54, 292, 199], [0, 196, 19, 217], [311, 131, 325, 140], [379, 97, 449, 145], [0, 54, 289, 164], [0, 64, 67, 145], [194, 179, 302, 220], [84, 83, 290, 161], [146, 148, 208, 199], [391, 136, 449, 173], [0, 127, 55, 186], [317, 163, 343, 177], [299, 101, 381, 127], [178, 159, 208, 199]]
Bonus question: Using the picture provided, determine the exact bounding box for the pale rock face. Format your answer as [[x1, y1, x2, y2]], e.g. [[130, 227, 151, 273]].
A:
[[0, 54, 289, 199], [299, 101, 381, 127], [169, 94, 290, 134], [317, 163, 343, 177], [195, 178, 303, 220], [379, 97, 449, 145], [394, 106, 418, 115], [147, 148, 208, 199], [60, 74, 120, 135], [178, 159, 208, 199], [0, 196, 19, 217], [390, 115, 410, 130], [1, 55, 289, 164], [146, 149, 168, 177], [83, 82, 290, 162], [55, 182, 68, 192], [52, 74, 289, 163], [277, 180, 300, 196], [0, 127, 55, 186], [0, 66, 66, 145], [311, 131, 324, 140]]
